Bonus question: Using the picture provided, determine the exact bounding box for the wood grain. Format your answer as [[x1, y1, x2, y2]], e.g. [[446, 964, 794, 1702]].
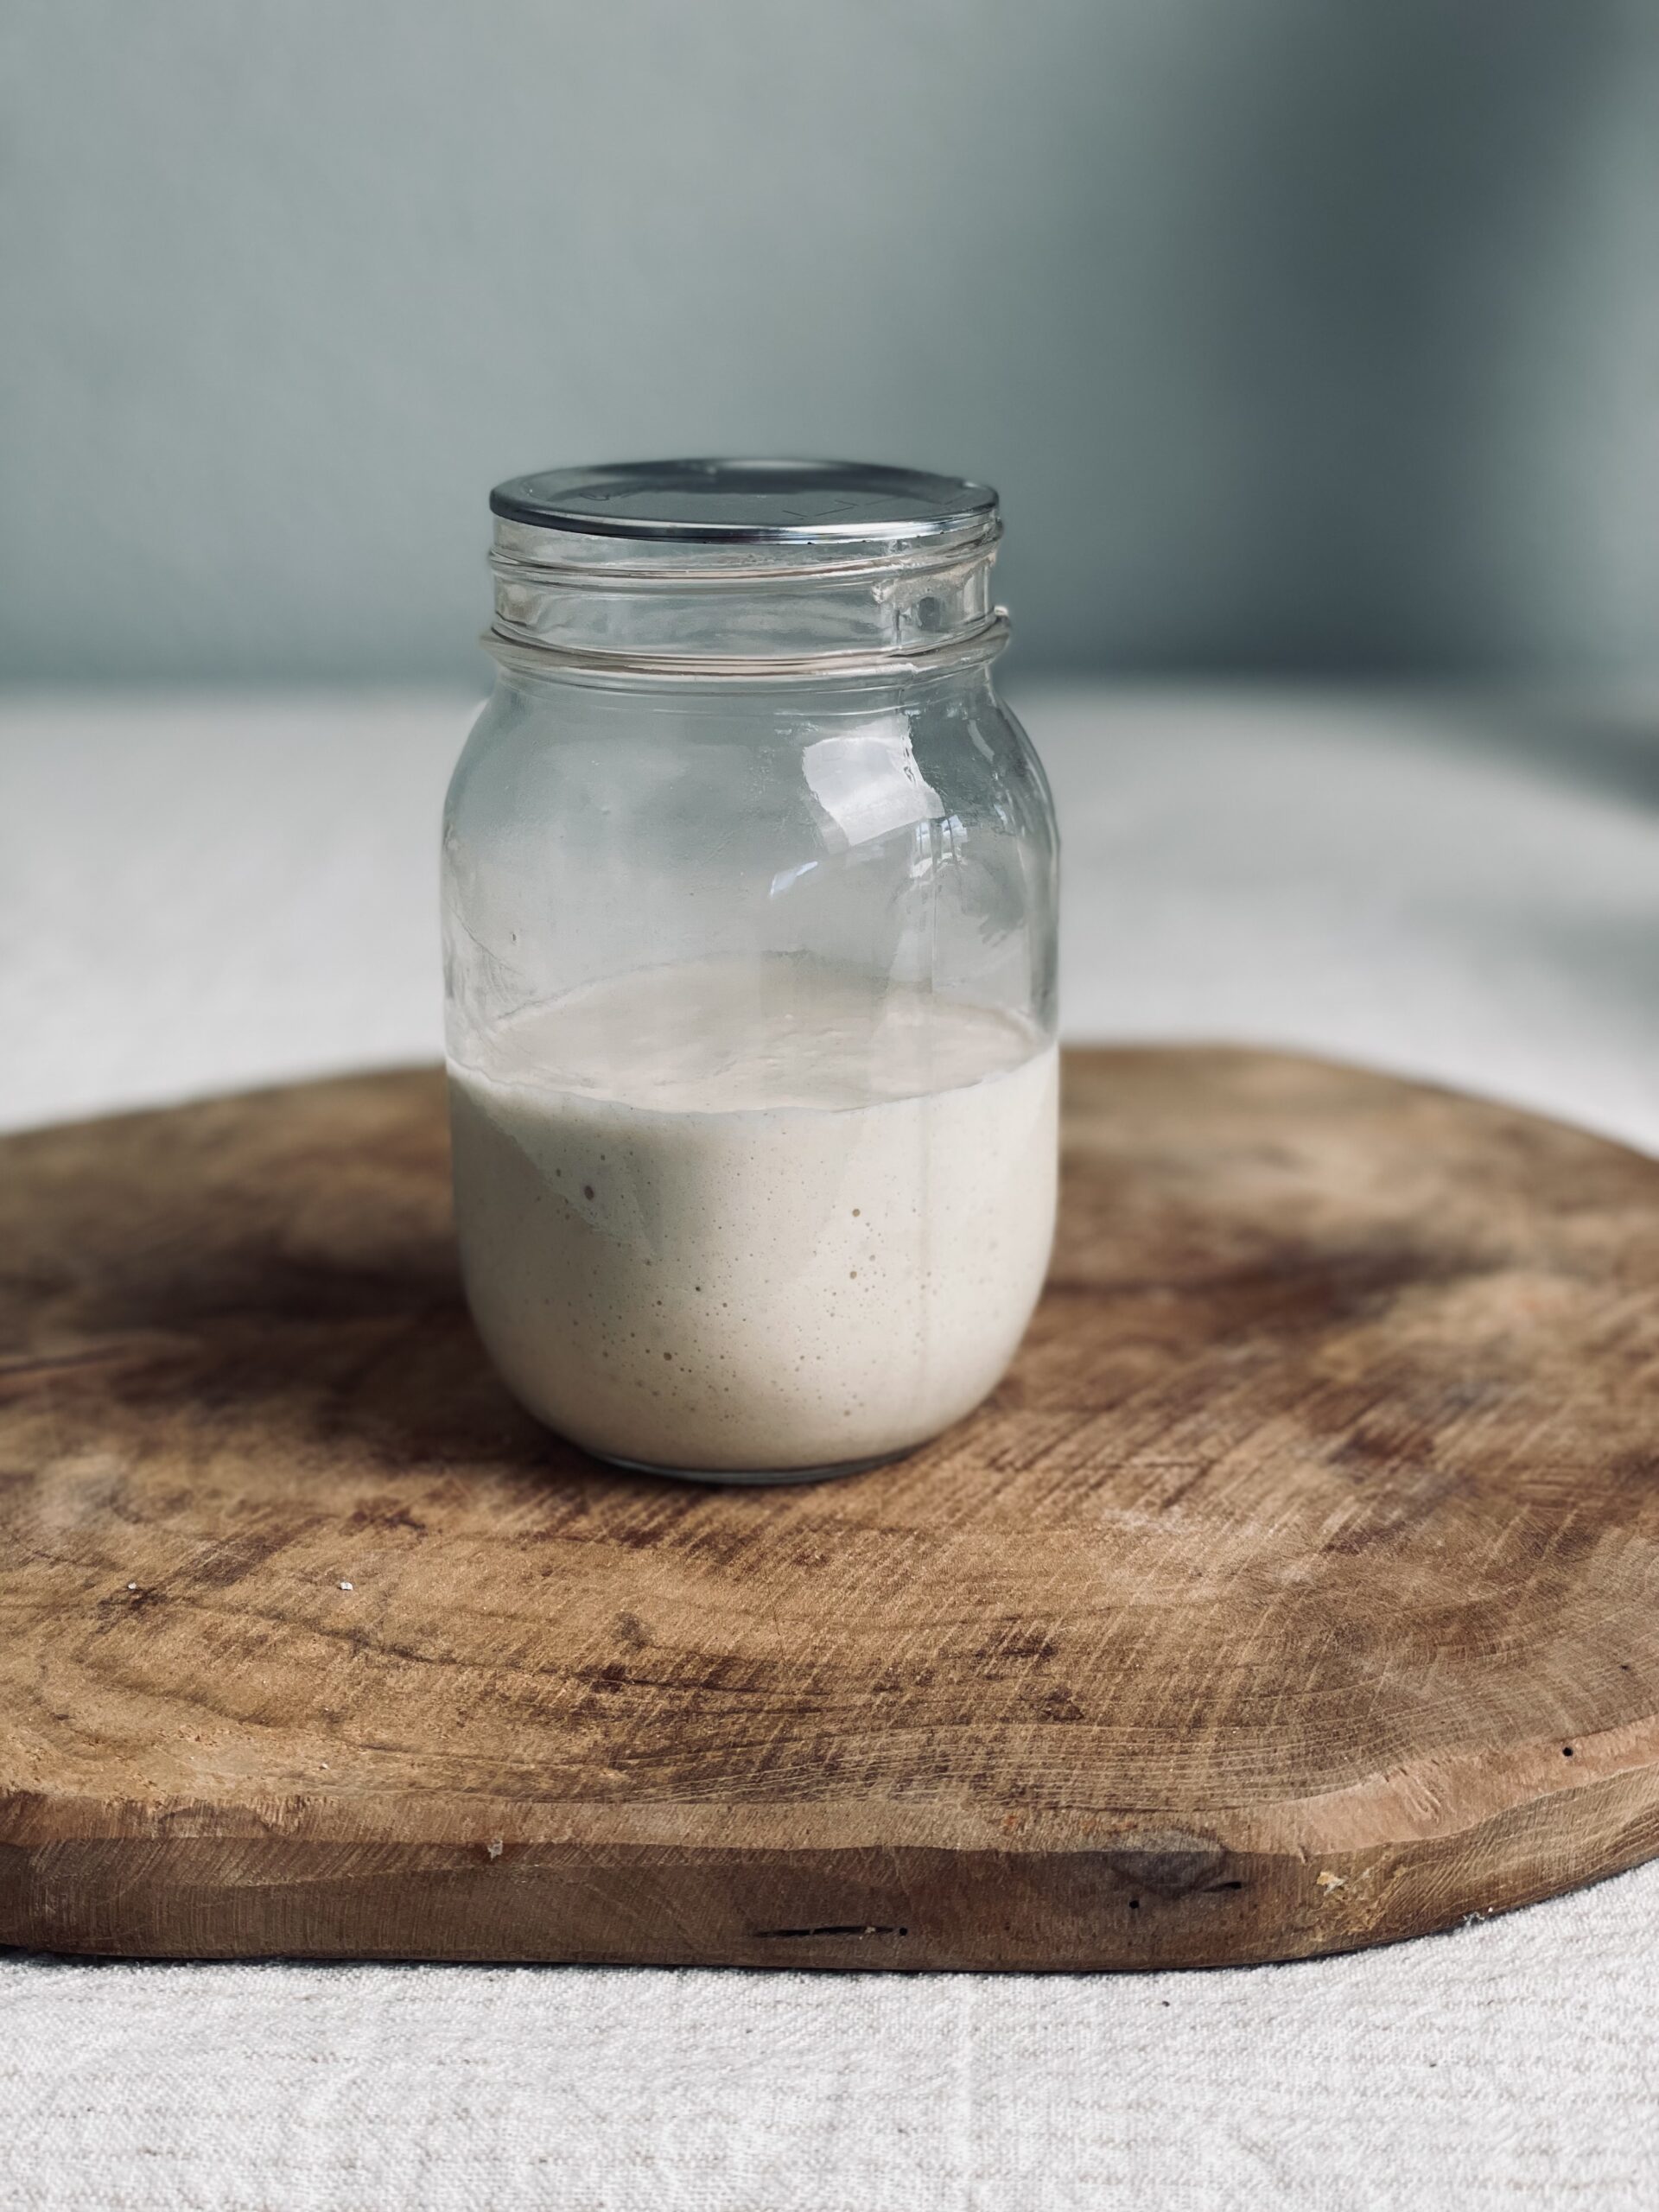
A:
[[3, 1050, 1659, 1970]]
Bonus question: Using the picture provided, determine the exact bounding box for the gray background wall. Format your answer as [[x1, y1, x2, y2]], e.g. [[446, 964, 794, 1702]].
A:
[[4, 0, 1656, 687]]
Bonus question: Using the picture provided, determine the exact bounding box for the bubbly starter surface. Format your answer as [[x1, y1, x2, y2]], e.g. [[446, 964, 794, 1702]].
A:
[[448, 958, 1058, 1473]]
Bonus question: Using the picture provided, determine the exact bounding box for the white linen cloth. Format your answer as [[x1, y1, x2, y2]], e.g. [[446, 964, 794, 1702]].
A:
[[3, 686, 1657, 2210]]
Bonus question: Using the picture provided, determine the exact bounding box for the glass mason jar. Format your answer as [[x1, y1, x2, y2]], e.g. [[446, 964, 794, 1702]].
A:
[[442, 460, 1059, 1484]]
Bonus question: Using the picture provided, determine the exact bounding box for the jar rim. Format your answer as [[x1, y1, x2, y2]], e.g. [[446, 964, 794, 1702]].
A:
[[480, 613, 1010, 688]]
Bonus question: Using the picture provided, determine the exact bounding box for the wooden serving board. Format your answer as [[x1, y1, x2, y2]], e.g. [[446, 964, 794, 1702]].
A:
[[3, 1051, 1659, 1972]]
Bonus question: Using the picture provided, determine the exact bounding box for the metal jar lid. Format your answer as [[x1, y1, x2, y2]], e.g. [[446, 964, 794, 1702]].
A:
[[488, 458, 999, 548]]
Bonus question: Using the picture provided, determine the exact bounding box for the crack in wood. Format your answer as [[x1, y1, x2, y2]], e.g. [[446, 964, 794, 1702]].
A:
[[754, 1924, 910, 1941]]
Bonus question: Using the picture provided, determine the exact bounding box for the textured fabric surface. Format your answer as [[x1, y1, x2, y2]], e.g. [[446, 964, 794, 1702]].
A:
[[3, 686, 1657, 2209], [3, 1873, 1659, 2212]]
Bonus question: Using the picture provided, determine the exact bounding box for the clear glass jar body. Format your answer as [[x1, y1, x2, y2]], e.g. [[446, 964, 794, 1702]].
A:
[[443, 491, 1059, 1481]]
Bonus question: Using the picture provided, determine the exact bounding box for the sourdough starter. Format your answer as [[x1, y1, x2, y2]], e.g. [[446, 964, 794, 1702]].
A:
[[448, 957, 1057, 1475]]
